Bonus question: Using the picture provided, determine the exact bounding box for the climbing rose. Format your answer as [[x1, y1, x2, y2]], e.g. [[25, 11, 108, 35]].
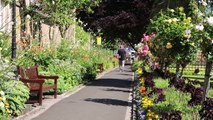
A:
[[143, 45, 149, 51], [143, 34, 150, 41], [150, 32, 155, 39], [207, 16, 213, 26], [195, 24, 204, 31], [142, 50, 149, 56]]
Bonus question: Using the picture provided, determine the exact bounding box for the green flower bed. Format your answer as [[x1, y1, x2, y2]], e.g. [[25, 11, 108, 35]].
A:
[[133, 64, 213, 120]]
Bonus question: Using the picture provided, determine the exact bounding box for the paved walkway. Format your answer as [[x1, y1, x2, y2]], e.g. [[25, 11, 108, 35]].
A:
[[31, 66, 133, 120]]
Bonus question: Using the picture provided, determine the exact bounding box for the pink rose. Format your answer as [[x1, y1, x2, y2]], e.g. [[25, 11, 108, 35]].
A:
[[143, 34, 150, 41], [143, 45, 149, 51], [137, 47, 143, 53], [142, 50, 149, 56], [150, 32, 155, 39]]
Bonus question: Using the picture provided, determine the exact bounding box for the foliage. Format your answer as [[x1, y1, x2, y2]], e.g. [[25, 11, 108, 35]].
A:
[[0, 58, 29, 118], [0, 32, 11, 58], [190, 1, 213, 60], [44, 59, 84, 93], [199, 97, 213, 119], [153, 81, 201, 120], [2, 81, 29, 116], [15, 45, 55, 68], [134, 66, 210, 120], [56, 40, 72, 61], [132, 60, 143, 72], [154, 78, 169, 89], [147, 7, 197, 69], [71, 47, 114, 81], [75, 25, 92, 46], [77, 0, 192, 48], [28, 0, 101, 37], [0, 90, 11, 119]]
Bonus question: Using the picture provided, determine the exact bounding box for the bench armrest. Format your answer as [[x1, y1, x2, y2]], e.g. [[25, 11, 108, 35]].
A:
[[38, 75, 59, 80], [20, 78, 45, 84]]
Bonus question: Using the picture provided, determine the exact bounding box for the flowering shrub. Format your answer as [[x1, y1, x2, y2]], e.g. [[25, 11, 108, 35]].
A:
[[2, 81, 29, 117], [0, 90, 11, 118], [0, 58, 29, 118], [147, 7, 197, 70], [191, 1, 213, 60], [136, 33, 155, 60]]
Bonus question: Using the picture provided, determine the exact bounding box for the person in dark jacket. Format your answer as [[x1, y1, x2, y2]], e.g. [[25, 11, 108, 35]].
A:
[[117, 45, 126, 72]]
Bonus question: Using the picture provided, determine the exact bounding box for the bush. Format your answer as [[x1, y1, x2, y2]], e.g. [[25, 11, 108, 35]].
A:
[[41, 59, 84, 93], [2, 81, 29, 117]]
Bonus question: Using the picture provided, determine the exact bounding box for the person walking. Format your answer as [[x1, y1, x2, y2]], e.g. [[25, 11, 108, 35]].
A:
[[117, 45, 126, 72]]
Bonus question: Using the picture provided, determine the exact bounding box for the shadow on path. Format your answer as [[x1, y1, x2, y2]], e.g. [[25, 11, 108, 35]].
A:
[[88, 78, 132, 88], [85, 98, 130, 107], [103, 88, 131, 93]]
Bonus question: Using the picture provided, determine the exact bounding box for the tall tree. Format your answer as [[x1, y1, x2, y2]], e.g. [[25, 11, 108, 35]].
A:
[[77, 0, 191, 48], [4, 0, 101, 39]]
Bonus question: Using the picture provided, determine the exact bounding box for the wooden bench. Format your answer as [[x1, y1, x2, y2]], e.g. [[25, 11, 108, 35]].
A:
[[96, 63, 104, 73], [17, 66, 59, 105]]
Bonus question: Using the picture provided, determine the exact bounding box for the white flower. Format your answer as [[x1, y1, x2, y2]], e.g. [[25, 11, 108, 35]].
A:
[[0, 91, 4, 96], [202, 1, 207, 6], [0, 102, 4, 108], [170, 9, 175, 12], [195, 24, 204, 31], [0, 47, 2, 51], [185, 30, 191, 35], [198, 12, 204, 17], [207, 16, 213, 26], [172, 18, 178, 22], [4, 59, 9, 63], [26, 15, 31, 19]]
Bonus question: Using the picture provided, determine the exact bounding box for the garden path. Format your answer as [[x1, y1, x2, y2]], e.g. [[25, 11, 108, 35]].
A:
[[31, 65, 133, 120]]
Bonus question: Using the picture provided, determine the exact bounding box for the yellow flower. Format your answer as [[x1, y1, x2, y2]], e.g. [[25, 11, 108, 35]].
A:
[[155, 114, 159, 119], [137, 68, 143, 75], [142, 97, 154, 108], [165, 19, 172, 23], [170, 9, 175, 12], [7, 109, 11, 114], [179, 7, 184, 12], [187, 17, 191, 22], [166, 42, 173, 49], [149, 42, 153, 47], [140, 77, 144, 83], [0, 97, 2, 100]]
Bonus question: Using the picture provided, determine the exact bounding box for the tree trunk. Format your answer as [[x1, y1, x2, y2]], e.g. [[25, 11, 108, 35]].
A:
[[38, 21, 42, 43], [59, 26, 69, 38], [202, 60, 213, 102], [180, 67, 184, 77], [176, 62, 180, 78]]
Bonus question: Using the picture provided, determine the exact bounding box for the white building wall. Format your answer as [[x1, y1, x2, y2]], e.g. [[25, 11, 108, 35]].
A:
[[0, 0, 12, 33]]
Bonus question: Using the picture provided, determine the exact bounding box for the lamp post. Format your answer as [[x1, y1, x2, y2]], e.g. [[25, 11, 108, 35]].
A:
[[11, 0, 16, 59]]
